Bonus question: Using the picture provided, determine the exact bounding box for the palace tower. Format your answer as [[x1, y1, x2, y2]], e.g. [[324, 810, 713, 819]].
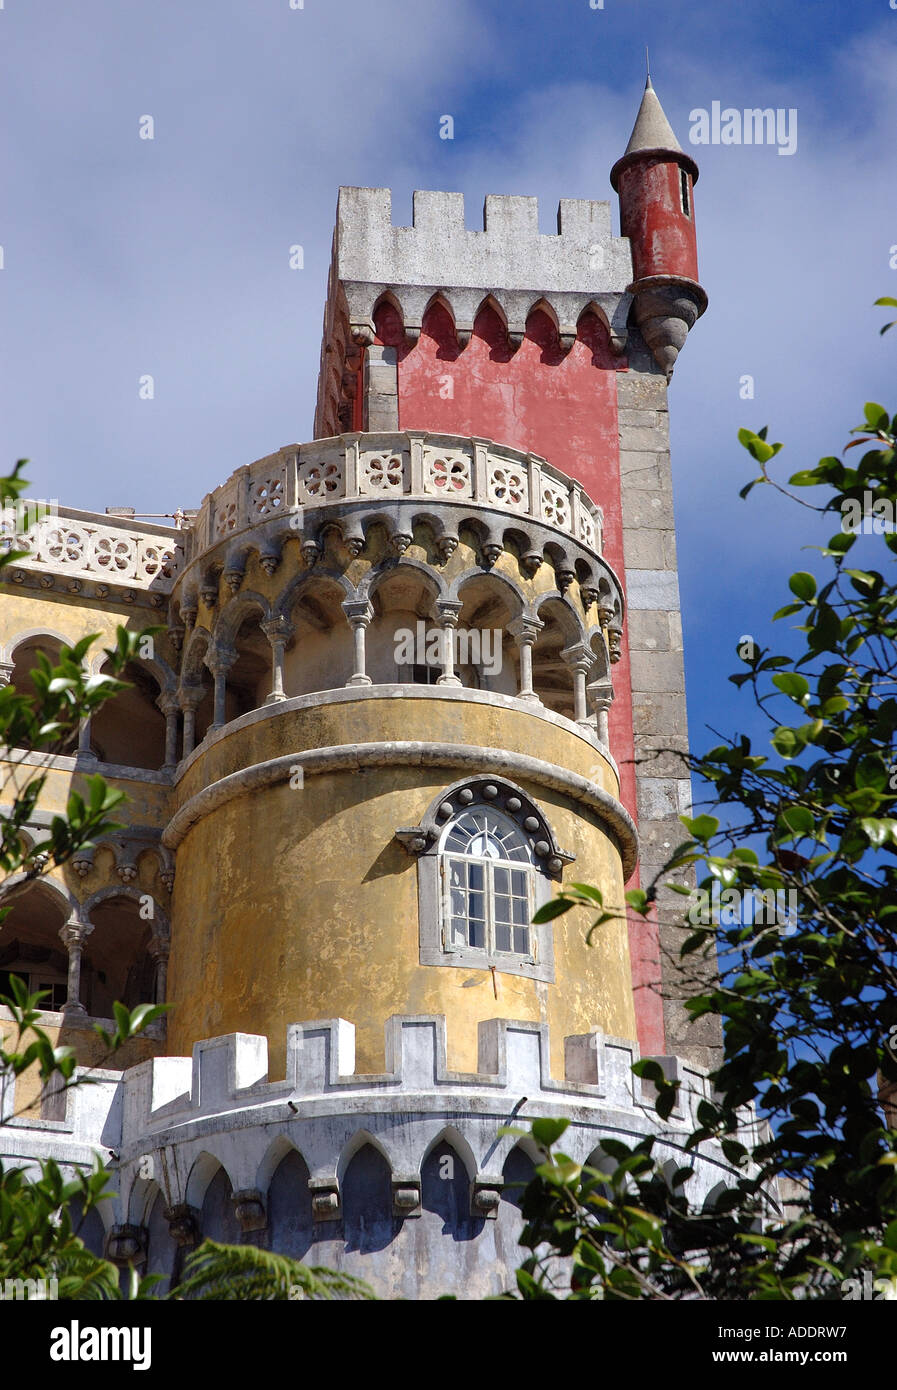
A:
[[0, 80, 734, 1298]]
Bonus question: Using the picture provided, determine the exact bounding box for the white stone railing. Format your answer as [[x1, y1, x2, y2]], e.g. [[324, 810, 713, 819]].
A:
[[198, 433, 604, 553], [1, 506, 184, 594]]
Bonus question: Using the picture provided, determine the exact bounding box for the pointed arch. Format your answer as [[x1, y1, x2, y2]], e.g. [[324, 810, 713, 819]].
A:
[[419, 1124, 478, 1182], [185, 1150, 235, 1210], [372, 291, 405, 348], [336, 1128, 395, 1184], [255, 1133, 305, 1196]]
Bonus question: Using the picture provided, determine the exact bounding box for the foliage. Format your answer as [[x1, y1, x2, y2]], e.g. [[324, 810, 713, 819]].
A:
[[509, 316, 897, 1299], [171, 1240, 375, 1301]]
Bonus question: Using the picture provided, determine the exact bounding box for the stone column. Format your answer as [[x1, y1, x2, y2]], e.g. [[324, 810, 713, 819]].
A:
[[76, 715, 97, 760], [560, 643, 594, 725], [205, 644, 236, 731], [342, 600, 374, 687], [261, 618, 292, 705], [435, 600, 463, 687], [587, 677, 614, 748], [0, 660, 14, 687], [59, 917, 94, 1021], [75, 662, 98, 761], [507, 616, 543, 704], [157, 692, 180, 769], [179, 684, 203, 759], [148, 934, 170, 1006]]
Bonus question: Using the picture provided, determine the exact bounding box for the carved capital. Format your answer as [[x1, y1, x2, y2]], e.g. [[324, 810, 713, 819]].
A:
[[177, 682, 205, 712], [392, 1176, 422, 1217], [148, 933, 170, 963], [341, 599, 374, 629], [471, 1178, 503, 1219], [435, 599, 464, 627], [105, 1224, 147, 1265], [261, 617, 293, 646], [231, 1188, 266, 1234], [59, 918, 93, 951], [507, 616, 543, 648], [156, 690, 180, 717], [394, 826, 434, 855], [164, 1203, 200, 1248], [560, 642, 594, 676], [309, 1181, 341, 1222], [204, 643, 237, 677]]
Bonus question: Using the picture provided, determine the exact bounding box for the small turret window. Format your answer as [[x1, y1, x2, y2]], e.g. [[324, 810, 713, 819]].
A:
[[680, 168, 691, 218]]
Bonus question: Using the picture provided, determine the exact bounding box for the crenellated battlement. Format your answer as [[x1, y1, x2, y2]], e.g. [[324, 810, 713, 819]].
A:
[[315, 186, 637, 437], [1, 1015, 759, 1284], [334, 187, 633, 298], [2, 1014, 749, 1162]]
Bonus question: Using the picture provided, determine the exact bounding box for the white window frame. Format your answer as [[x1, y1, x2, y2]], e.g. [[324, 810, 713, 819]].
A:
[[439, 808, 536, 965]]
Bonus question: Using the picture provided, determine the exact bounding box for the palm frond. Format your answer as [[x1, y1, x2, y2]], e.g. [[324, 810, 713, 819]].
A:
[[172, 1239, 375, 1301]]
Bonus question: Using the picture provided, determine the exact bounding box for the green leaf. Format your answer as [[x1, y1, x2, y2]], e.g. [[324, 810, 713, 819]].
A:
[[531, 1118, 570, 1149], [780, 805, 814, 837], [679, 814, 719, 841], [771, 726, 800, 758], [531, 898, 575, 923], [864, 401, 889, 430], [789, 571, 817, 601], [859, 817, 897, 847], [772, 672, 810, 702]]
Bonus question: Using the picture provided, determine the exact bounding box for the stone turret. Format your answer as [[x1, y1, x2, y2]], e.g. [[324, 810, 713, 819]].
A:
[[611, 76, 707, 377]]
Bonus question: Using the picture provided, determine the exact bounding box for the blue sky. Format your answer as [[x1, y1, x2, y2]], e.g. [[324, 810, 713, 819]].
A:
[[1, 0, 895, 766]]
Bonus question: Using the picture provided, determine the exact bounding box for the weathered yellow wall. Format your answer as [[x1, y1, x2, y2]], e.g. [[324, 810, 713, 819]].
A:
[[1, 590, 172, 824], [2, 568, 635, 1090], [167, 697, 635, 1080], [1, 586, 173, 1077], [0, 590, 159, 653]]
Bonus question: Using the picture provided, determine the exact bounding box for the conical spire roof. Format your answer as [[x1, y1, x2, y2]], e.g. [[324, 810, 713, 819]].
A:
[[623, 76, 683, 158], [610, 75, 698, 189]]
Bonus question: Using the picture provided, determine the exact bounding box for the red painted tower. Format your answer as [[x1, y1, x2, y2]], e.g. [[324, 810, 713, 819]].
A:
[[315, 79, 715, 1068], [611, 75, 707, 378]]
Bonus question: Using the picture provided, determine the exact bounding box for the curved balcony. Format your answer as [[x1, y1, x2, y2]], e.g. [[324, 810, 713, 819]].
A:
[[178, 432, 606, 592]]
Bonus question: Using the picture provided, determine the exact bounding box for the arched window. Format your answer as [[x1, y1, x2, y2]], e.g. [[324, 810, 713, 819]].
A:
[[441, 809, 533, 960], [399, 777, 574, 982]]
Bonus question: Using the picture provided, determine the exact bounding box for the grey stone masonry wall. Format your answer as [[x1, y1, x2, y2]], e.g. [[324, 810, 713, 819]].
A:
[[617, 340, 721, 1070]]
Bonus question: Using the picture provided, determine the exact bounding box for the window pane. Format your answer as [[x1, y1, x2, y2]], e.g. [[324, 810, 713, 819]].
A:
[[469, 862, 484, 891], [513, 926, 529, 954], [511, 869, 527, 895], [468, 892, 485, 922], [469, 919, 486, 949], [495, 895, 511, 925], [495, 923, 512, 952], [451, 917, 468, 947], [513, 896, 529, 925], [494, 866, 509, 894]]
